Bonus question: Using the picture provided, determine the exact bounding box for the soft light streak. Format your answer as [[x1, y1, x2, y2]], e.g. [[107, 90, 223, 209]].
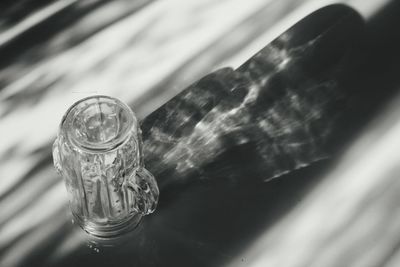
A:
[[0, 0, 286, 264], [0, 0, 77, 48], [0, 0, 394, 266], [229, 91, 400, 267], [0, 183, 67, 251], [222, 0, 391, 69]]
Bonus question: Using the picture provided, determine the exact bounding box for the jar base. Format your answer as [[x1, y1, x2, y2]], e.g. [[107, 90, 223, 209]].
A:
[[73, 212, 142, 238]]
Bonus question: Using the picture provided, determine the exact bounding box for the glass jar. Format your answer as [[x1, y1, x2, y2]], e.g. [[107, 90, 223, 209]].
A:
[[52, 95, 159, 238]]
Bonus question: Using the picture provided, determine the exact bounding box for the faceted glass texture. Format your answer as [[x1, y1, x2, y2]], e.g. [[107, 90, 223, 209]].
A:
[[52, 96, 159, 237]]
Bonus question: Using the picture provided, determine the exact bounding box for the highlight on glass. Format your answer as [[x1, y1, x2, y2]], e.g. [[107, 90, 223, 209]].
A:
[[52, 95, 159, 238]]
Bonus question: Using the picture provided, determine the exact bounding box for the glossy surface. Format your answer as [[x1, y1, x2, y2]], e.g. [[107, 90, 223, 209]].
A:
[[2, 1, 400, 267], [53, 96, 158, 237]]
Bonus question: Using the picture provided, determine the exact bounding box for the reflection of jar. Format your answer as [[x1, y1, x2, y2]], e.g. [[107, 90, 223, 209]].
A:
[[53, 95, 159, 238]]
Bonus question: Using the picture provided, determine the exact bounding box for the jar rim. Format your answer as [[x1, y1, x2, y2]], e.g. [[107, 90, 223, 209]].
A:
[[61, 95, 137, 153]]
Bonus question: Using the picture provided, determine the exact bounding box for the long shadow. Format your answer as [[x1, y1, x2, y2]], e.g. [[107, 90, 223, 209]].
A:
[[49, 4, 367, 267], [51, 2, 400, 267]]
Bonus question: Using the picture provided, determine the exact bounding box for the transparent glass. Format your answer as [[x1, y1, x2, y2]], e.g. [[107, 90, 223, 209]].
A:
[[52, 95, 159, 238]]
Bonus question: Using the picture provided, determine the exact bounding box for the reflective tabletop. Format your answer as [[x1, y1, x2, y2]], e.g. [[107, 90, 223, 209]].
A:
[[1, 1, 400, 267]]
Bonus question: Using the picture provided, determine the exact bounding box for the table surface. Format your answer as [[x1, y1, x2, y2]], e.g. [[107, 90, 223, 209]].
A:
[[1, 1, 400, 267]]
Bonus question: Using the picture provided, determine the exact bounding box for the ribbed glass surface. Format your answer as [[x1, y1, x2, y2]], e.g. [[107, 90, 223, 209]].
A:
[[53, 96, 158, 237]]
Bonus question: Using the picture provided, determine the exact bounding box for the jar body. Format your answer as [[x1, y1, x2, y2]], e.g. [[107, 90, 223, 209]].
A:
[[53, 96, 158, 237]]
